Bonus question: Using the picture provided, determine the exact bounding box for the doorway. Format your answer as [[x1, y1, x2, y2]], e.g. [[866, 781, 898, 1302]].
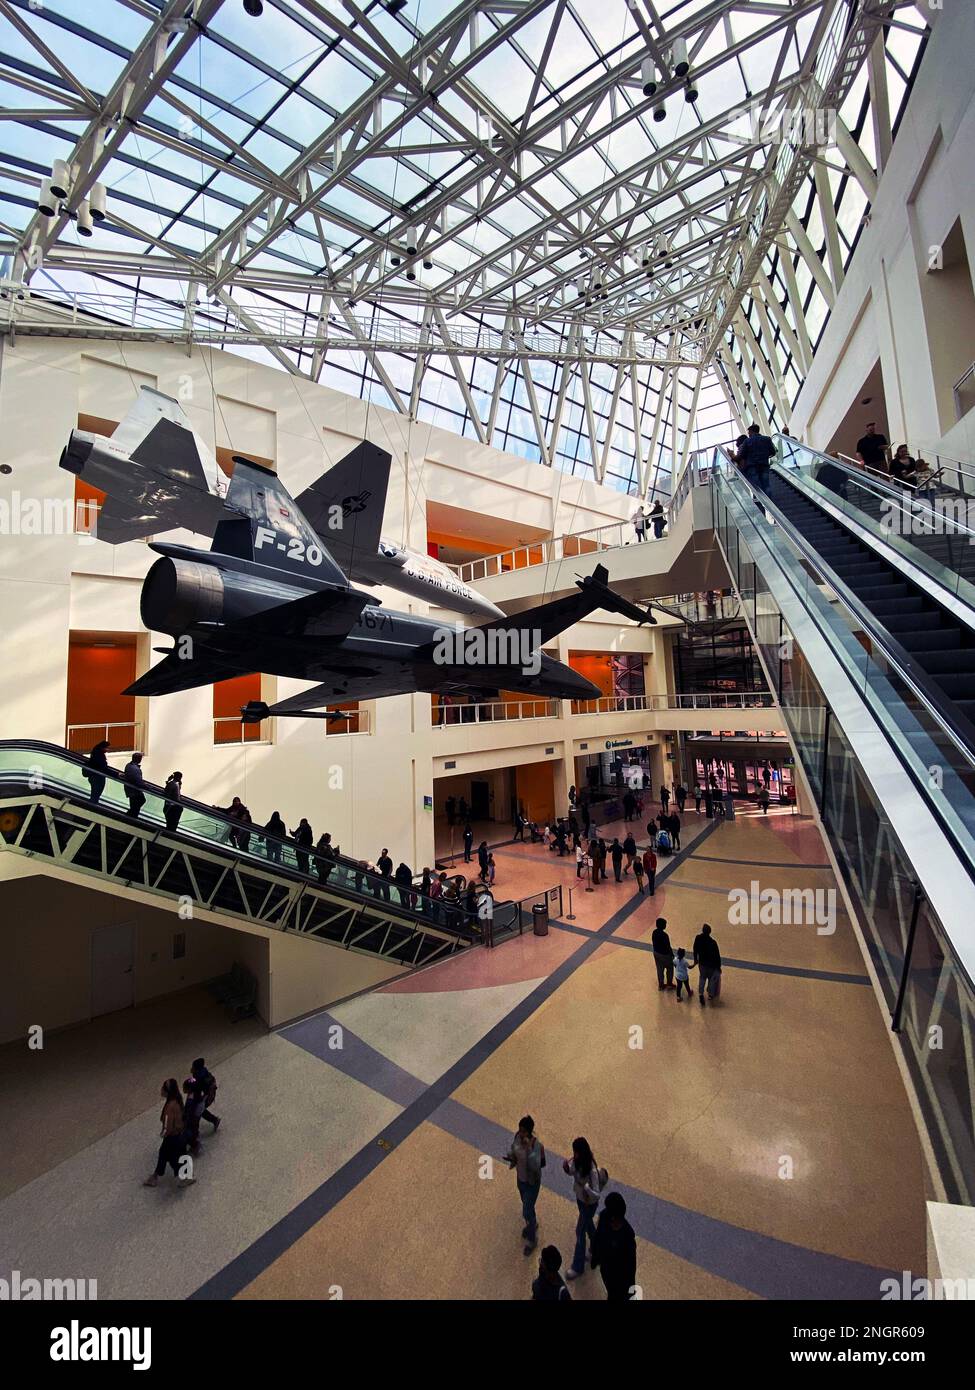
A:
[[470, 779, 491, 820], [91, 923, 135, 1018]]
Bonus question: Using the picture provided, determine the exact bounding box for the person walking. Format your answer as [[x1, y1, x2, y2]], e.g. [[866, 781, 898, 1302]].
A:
[[693, 782, 704, 813], [643, 844, 657, 896], [649, 499, 666, 539], [123, 751, 146, 819], [513, 810, 526, 842], [563, 1137, 606, 1279], [181, 1071, 206, 1156], [143, 1079, 194, 1188], [622, 832, 637, 875], [291, 817, 313, 874], [163, 771, 183, 832], [622, 789, 636, 823], [674, 947, 696, 1001], [692, 923, 722, 1006], [659, 784, 670, 813], [504, 1115, 546, 1255], [668, 811, 681, 852], [652, 916, 675, 990], [191, 1057, 220, 1131], [263, 810, 286, 863], [610, 837, 624, 883], [463, 822, 474, 864], [757, 787, 771, 815], [632, 853, 645, 895], [531, 1246, 572, 1301], [82, 739, 111, 804], [591, 1191, 637, 1302], [675, 783, 687, 814]]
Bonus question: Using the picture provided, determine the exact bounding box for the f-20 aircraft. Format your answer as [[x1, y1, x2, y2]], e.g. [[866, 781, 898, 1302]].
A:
[[60, 386, 504, 620], [126, 457, 655, 720]]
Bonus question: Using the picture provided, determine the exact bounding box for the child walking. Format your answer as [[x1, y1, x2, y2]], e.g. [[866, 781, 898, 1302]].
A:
[[674, 947, 695, 1001]]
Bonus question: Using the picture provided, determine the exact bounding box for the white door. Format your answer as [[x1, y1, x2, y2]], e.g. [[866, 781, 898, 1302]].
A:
[[91, 924, 135, 1017]]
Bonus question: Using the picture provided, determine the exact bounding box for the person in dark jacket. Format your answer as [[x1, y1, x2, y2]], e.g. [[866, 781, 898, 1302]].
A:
[[652, 917, 675, 990], [163, 771, 183, 832], [668, 811, 681, 851], [315, 832, 335, 883], [376, 848, 393, 899], [591, 1192, 637, 1302], [622, 790, 636, 823], [394, 861, 415, 910], [123, 752, 146, 818], [738, 422, 776, 494], [463, 823, 474, 863], [622, 832, 637, 875], [477, 840, 490, 879], [264, 811, 286, 863], [659, 784, 670, 813], [82, 739, 111, 804], [531, 1245, 571, 1302], [291, 817, 313, 874], [610, 837, 624, 882], [692, 923, 722, 1006], [674, 783, 687, 814], [648, 499, 666, 539]]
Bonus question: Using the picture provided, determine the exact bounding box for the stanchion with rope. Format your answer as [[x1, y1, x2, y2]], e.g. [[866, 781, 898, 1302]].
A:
[[566, 885, 576, 920], [584, 859, 594, 893]]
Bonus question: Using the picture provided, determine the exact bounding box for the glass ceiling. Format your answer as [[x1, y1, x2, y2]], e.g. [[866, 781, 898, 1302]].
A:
[[0, 0, 930, 498]]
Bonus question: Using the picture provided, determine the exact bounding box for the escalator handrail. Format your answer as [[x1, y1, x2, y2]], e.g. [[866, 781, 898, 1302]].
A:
[[0, 739, 487, 937], [713, 461, 975, 774], [781, 437, 975, 540]]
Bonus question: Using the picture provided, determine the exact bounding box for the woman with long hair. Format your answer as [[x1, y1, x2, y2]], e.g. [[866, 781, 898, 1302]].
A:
[[562, 1136, 605, 1278], [143, 1079, 194, 1188]]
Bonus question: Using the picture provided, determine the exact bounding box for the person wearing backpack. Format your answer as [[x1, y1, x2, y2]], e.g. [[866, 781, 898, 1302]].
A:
[[191, 1057, 220, 1132], [504, 1115, 546, 1255], [563, 1137, 607, 1279]]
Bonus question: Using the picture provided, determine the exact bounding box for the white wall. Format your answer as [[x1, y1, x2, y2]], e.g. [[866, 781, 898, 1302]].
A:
[[791, 0, 975, 460]]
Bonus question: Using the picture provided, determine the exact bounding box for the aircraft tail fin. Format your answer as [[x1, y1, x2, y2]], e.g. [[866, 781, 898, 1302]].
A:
[[216, 456, 350, 586], [293, 441, 392, 569], [122, 387, 222, 494]]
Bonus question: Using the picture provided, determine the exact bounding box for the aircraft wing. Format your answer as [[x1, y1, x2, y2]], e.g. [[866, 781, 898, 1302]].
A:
[[124, 647, 245, 697], [293, 441, 391, 570]]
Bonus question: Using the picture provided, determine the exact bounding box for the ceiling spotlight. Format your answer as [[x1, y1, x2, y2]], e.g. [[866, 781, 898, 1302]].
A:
[[405, 226, 417, 255], [684, 78, 699, 103], [50, 158, 71, 200], [653, 101, 666, 123], [672, 37, 690, 79], [243, 0, 264, 15], [77, 199, 93, 237], [37, 177, 57, 218], [640, 58, 657, 98], [405, 267, 416, 281], [88, 181, 107, 222], [390, 253, 401, 266], [640, 243, 650, 267], [422, 256, 433, 270]]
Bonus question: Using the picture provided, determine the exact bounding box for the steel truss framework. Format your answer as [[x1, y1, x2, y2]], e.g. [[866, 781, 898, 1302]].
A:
[[0, 1, 930, 497], [0, 793, 473, 968]]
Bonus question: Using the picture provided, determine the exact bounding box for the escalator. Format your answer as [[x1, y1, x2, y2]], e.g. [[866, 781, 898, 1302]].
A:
[[708, 454, 975, 1205], [0, 741, 482, 970], [767, 446, 975, 730]]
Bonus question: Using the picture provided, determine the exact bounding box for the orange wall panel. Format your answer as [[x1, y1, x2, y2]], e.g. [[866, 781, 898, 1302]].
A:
[[66, 643, 136, 728], [515, 761, 555, 823]]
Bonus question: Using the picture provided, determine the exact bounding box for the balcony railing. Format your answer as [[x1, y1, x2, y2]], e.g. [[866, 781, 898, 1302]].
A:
[[570, 694, 652, 716], [65, 721, 143, 754], [213, 716, 273, 746], [432, 699, 558, 726], [450, 453, 713, 585], [569, 692, 776, 715]]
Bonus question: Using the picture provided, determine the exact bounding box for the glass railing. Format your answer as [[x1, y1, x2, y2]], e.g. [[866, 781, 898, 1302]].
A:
[[776, 436, 975, 611], [712, 465, 975, 1202], [0, 741, 480, 939]]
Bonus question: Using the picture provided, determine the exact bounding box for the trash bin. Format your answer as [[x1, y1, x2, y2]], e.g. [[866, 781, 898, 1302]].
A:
[[532, 902, 549, 937]]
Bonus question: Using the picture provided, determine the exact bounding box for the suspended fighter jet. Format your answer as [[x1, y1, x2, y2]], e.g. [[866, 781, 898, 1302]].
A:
[[59, 386, 503, 619], [124, 456, 656, 720]]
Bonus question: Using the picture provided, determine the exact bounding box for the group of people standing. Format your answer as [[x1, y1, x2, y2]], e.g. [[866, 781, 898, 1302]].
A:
[[506, 1118, 637, 1301], [650, 919, 723, 1004], [631, 499, 666, 543]]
